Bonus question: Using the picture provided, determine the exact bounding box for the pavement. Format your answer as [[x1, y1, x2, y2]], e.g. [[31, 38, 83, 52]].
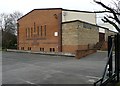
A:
[[2, 51, 108, 85]]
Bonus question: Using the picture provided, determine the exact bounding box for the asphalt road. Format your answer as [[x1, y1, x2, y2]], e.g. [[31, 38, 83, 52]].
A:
[[2, 51, 108, 85]]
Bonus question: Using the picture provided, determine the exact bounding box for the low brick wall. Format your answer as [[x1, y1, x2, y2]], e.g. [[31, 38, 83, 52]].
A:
[[101, 41, 108, 51], [7, 49, 75, 57], [75, 49, 96, 59]]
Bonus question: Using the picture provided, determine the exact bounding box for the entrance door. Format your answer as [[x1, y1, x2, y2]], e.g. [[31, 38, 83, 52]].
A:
[[99, 32, 105, 42]]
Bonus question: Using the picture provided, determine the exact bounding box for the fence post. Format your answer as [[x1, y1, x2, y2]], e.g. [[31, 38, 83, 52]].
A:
[[118, 34, 120, 71], [108, 36, 113, 77], [114, 34, 120, 82]]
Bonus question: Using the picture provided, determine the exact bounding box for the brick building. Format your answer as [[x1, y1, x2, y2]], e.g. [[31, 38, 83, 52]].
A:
[[17, 8, 105, 53]]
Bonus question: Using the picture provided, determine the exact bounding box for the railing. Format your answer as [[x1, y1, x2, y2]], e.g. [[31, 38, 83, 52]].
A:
[[94, 34, 120, 86]]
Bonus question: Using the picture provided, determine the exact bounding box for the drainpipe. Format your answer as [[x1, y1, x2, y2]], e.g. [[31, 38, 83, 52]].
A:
[[58, 12, 62, 52]]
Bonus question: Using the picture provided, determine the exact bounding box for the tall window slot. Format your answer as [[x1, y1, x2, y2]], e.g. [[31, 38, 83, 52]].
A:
[[44, 25, 46, 36], [28, 28, 30, 38], [41, 26, 42, 36], [37, 26, 39, 36], [26, 28, 27, 38], [31, 27, 33, 37], [34, 22, 36, 32]]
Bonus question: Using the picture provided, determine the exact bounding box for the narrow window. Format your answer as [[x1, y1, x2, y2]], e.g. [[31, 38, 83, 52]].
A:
[[41, 26, 42, 36], [21, 47, 24, 50], [34, 22, 36, 32], [40, 48, 41, 51], [30, 47, 31, 50], [50, 48, 52, 52], [42, 48, 44, 51], [37, 26, 39, 36], [53, 48, 55, 52], [28, 28, 30, 38], [31, 28, 33, 37], [44, 25, 46, 36], [26, 28, 27, 38]]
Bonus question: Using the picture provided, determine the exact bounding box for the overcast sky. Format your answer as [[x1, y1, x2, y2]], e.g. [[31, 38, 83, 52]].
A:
[[0, 0, 113, 14], [0, 0, 117, 30]]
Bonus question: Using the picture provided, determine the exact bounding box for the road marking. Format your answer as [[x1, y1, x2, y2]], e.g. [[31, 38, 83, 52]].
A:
[[25, 80, 36, 84], [25, 81, 42, 86], [20, 79, 41, 86], [85, 75, 100, 79], [74, 73, 100, 79], [88, 79, 96, 83]]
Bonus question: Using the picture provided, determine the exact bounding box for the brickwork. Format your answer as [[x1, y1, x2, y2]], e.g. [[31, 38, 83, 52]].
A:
[[18, 9, 62, 52], [75, 49, 96, 59]]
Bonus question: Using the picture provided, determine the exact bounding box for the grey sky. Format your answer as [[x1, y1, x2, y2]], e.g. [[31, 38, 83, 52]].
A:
[[0, 0, 112, 14], [0, 0, 117, 31]]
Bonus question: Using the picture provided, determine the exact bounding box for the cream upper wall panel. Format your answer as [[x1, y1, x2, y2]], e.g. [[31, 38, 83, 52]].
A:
[[62, 11, 96, 24]]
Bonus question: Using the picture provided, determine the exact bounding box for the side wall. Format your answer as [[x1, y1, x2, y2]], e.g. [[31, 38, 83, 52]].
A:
[[62, 22, 79, 53], [18, 9, 62, 52], [62, 21, 99, 53]]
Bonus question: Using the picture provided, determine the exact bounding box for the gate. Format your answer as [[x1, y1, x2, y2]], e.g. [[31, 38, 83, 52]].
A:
[[94, 33, 120, 86]]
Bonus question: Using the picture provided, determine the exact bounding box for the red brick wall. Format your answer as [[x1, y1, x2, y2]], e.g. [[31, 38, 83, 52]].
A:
[[18, 9, 62, 52], [62, 45, 78, 53], [62, 45, 89, 53], [75, 49, 96, 59]]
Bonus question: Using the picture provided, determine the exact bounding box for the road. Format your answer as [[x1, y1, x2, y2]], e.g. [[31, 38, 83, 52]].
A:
[[2, 51, 108, 85]]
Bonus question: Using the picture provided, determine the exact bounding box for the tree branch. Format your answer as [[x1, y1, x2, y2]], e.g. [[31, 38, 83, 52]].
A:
[[102, 16, 120, 32], [94, 0, 120, 24]]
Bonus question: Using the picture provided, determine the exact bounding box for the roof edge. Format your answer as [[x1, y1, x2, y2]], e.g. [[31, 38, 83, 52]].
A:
[[62, 20, 98, 27], [62, 8, 95, 13], [17, 8, 62, 21], [62, 20, 118, 33]]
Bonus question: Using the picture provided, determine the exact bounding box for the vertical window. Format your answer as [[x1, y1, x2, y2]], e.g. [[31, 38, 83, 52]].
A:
[[53, 48, 55, 52], [50, 48, 52, 52], [28, 28, 30, 38], [31, 27, 33, 37], [50, 48, 55, 52], [34, 22, 36, 32], [44, 25, 46, 36], [40, 48, 44, 51], [42, 48, 44, 51], [37, 26, 39, 36], [28, 47, 31, 50], [26, 28, 27, 38], [41, 26, 42, 36], [21, 47, 24, 50]]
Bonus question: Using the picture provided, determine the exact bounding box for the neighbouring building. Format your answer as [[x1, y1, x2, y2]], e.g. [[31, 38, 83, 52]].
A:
[[17, 8, 116, 54]]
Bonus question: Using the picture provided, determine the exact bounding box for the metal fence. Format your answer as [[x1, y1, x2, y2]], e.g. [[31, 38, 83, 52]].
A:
[[94, 33, 120, 86]]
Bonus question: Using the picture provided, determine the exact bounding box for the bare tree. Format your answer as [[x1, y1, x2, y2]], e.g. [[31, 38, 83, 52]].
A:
[[0, 11, 22, 35], [94, 0, 120, 33], [0, 12, 22, 49]]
